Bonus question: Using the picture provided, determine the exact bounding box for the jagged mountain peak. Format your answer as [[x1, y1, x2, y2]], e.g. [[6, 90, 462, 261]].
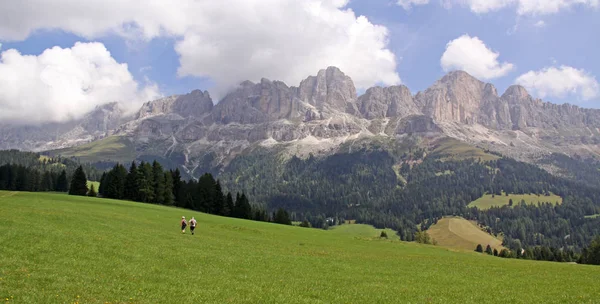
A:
[[502, 85, 531, 100]]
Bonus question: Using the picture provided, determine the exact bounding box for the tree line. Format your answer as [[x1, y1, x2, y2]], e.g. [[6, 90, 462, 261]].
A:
[[475, 234, 600, 265], [88, 161, 293, 225], [0, 164, 69, 192]]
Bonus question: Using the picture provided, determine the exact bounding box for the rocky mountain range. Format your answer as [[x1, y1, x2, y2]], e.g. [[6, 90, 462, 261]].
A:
[[2, 67, 600, 176]]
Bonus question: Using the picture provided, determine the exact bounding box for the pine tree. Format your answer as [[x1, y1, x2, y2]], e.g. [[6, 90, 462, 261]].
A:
[[98, 172, 107, 196], [88, 184, 97, 197], [124, 161, 139, 201], [493, 248, 499, 256], [152, 161, 166, 204], [475, 244, 484, 253], [224, 192, 235, 217], [164, 172, 175, 206], [273, 208, 292, 225], [485, 245, 493, 255], [137, 162, 154, 203], [172, 168, 183, 205], [213, 180, 225, 215], [56, 170, 69, 192], [69, 166, 88, 196], [41, 171, 54, 191]]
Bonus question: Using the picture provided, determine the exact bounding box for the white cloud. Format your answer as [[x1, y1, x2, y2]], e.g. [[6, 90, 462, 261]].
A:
[[443, 0, 598, 14], [0, 42, 159, 124], [516, 66, 599, 101], [534, 20, 547, 27], [0, 0, 400, 98], [396, 0, 430, 10], [440, 35, 514, 80]]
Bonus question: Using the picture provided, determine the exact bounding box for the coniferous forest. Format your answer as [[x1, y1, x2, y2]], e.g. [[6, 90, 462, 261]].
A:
[[2, 148, 600, 264]]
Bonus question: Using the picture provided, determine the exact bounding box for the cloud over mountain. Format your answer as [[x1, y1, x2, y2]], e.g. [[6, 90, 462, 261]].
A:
[[0, 42, 159, 124], [440, 35, 514, 80], [516, 66, 599, 101], [0, 0, 400, 97]]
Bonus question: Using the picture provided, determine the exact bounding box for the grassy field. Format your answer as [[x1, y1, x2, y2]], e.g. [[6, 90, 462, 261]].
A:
[[469, 192, 563, 210], [1, 191, 599, 303], [429, 137, 499, 162], [427, 217, 504, 252], [329, 224, 399, 241], [50, 136, 136, 163]]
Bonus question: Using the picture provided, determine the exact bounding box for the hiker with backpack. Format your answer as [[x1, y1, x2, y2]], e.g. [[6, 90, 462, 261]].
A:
[[189, 217, 197, 235], [181, 216, 187, 234]]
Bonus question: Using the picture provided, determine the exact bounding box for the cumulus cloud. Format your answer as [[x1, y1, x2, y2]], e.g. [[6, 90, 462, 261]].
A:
[[0, 0, 400, 98], [516, 66, 599, 101], [0, 42, 159, 124], [440, 35, 514, 80], [443, 0, 599, 15], [396, 0, 430, 10]]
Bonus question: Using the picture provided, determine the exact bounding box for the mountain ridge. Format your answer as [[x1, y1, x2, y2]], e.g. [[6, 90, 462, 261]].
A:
[[2, 66, 600, 174]]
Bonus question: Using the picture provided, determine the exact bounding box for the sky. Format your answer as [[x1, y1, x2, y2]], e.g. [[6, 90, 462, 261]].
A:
[[0, 0, 598, 124]]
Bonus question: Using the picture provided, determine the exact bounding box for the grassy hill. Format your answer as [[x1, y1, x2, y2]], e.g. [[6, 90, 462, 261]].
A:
[[1, 191, 599, 303], [429, 137, 499, 161], [49, 136, 136, 163], [329, 223, 399, 241], [427, 217, 504, 252], [469, 192, 563, 210]]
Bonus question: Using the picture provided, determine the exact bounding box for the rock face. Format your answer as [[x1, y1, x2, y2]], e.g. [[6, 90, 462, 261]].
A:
[[357, 85, 419, 119], [4, 67, 600, 170], [137, 90, 213, 120]]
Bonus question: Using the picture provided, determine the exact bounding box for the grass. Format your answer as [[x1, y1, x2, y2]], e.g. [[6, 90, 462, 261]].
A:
[[50, 136, 136, 163], [86, 181, 100, 192], [430, 137, 499, 162], [1, 191, 600, 303], [469, 192, 563, 210], [329, 224, 399, 241], [427, 217, 504, 252]]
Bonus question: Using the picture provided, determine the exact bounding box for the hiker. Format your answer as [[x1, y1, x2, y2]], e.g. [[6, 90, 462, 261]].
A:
[[189, 217, 197, 235], [181, 216, 187, 233]]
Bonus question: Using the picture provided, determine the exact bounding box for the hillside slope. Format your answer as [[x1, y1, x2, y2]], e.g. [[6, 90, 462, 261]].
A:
[[1, 191, 599, 303]]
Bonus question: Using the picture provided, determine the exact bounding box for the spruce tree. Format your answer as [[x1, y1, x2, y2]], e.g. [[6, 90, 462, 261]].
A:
[[69, 166, 88, 196], [172, 168, 183, 205], [273, 208, 292, 225], [124, 161, 139, 201], [152, 161, 166, 204], [224, 192, 235, 217], [88, 184, 97, 197], [98, 172, 107, 196], [475, 244, 483, 253], [213, 180, 225, 215], [56, 170, 69, 192], [485, 245, 493, 255], [164, 172, 175, 206], [137, 162, 154, 203]]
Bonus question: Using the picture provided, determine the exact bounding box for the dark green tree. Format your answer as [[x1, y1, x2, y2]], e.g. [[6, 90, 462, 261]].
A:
[[124, 161, 139, 201], [224, 192, 235, 217], [56, 170, 69, 192], [485, 245, 493, 255], [152, 161, 166, 204], [475, 244, 484, 253], [213, 180, 225, 215], [273, 208, 292, 225], [493, 248, 499, 256], [164, 172, 175, 206], [68, 166, 88, 196], [88, 184, 97, 197], [137, 162, 154, 203]]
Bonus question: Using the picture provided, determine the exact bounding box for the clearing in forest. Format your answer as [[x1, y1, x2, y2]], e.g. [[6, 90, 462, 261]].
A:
[[468, 192, 563, 210], [427, 217, 504, 252]]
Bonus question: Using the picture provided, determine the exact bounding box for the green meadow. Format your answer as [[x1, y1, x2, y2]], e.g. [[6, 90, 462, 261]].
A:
[[1, 191, 599, 303], [469, 192, 563, 210]]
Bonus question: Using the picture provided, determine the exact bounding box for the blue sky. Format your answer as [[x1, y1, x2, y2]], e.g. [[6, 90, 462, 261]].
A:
[[0, 0, 598, 123]]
